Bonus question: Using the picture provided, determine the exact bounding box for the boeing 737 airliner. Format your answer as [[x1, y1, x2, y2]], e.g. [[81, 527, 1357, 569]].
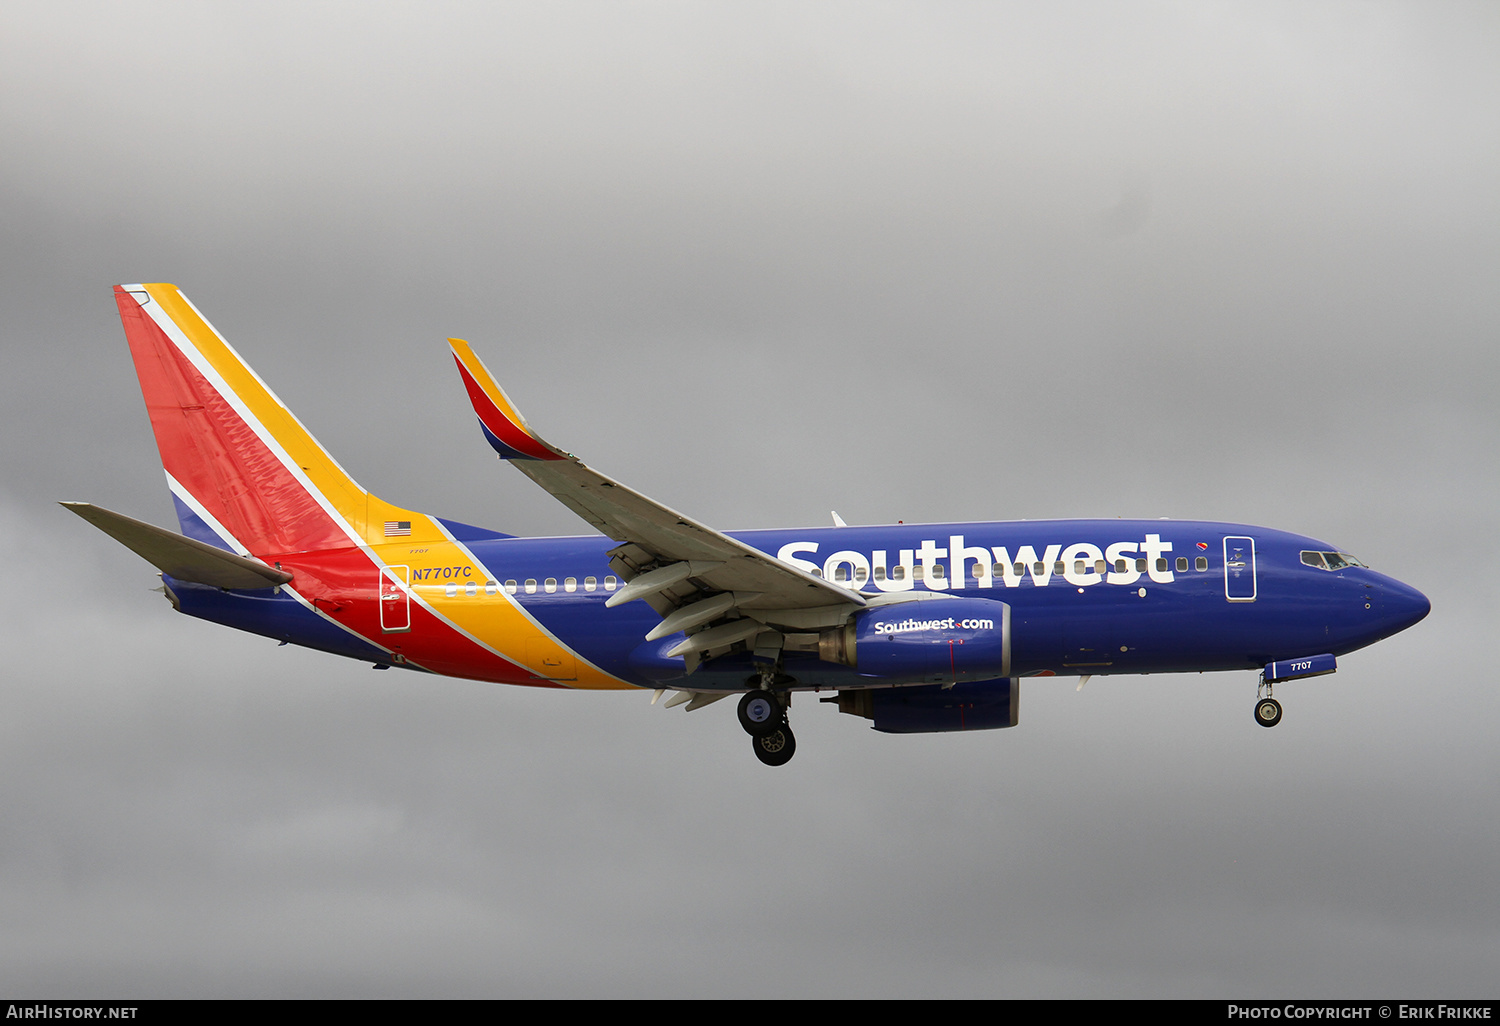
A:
[[66, 284, 1430, 765]]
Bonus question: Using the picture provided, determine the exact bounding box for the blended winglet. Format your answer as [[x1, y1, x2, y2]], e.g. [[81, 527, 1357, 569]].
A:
[[448, 339, 568, 462]]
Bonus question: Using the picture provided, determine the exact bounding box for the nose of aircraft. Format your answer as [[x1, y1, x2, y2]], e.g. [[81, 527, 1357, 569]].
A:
[[1368, 574, 1431, 639]]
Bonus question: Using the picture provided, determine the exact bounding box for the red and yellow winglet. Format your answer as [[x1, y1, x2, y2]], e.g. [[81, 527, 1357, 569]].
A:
[[448, 339, 568, 462]]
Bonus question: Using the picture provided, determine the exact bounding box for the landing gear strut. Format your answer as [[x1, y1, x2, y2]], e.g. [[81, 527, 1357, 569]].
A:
[[1254, 675, 1282, 728], [739, 672, 796, 766]]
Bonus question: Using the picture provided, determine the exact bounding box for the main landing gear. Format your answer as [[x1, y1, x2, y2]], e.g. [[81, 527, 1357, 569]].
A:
[[738, 684, 795, 767], [1254, 675, 1282, 728], [751, 725, 796, 767]]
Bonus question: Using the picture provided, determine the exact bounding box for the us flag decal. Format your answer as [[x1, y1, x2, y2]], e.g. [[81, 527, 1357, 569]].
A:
[[384, 521, 412, 537]]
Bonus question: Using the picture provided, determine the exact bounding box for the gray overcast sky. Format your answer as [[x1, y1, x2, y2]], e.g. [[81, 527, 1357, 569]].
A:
[[1, 0, 1495, 998]]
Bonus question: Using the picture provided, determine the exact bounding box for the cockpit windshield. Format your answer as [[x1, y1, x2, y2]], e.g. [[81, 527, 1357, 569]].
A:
[[1300, 550, 1367, 571]]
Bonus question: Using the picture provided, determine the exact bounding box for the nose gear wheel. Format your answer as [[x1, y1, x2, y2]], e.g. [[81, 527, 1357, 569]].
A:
[[1254, 674, 1283, 727], [1255, 697, 1282, 727]]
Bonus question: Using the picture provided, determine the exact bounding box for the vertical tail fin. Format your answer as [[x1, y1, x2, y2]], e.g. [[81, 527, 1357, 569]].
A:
[[114, 284, 389, 557]]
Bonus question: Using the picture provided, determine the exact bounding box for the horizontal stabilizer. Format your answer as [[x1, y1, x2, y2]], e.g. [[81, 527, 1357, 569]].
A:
[[61, 502, 294, 590]]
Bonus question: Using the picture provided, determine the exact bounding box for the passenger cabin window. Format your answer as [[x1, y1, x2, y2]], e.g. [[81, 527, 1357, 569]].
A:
[[445, 584, 458, 597], [466, 582, 477, 596], [1115, 559, 1128, 573], [604, 576, 618, 591], [1135, 558, 1147, 572], [564, 577, 577, 593], [1176, 557, 1188, 572], [505, 580, 518, 595], [544, 578, 557, 593], [1195, 556, 1208, 572], [584, 576, 597, 592], [524, 579, 537, 594], [485, 580, 498, 595]]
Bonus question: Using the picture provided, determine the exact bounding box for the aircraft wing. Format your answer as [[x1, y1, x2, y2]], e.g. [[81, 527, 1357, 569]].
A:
[[449, 340, 864, 641]]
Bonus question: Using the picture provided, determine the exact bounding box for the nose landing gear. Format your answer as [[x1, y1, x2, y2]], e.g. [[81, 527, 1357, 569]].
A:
[[1255, 696, 1283, 727], [1254, 674, 1282, 728]]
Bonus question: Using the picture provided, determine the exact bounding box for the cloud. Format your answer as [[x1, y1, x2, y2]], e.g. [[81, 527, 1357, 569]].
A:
[[0, 1, 1495, 998]]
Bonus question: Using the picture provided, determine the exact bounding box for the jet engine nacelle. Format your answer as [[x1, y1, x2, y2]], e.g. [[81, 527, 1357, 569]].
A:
[[820, 596, 1011, 683]]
